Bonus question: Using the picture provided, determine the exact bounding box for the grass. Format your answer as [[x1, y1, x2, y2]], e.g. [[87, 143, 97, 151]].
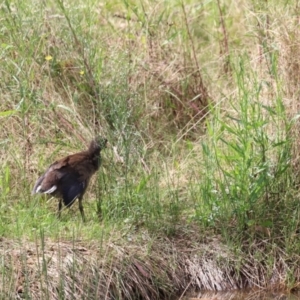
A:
[[1, 0, 300, 298]]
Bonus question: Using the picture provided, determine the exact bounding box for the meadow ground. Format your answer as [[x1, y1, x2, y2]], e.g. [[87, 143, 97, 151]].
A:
[[1, 0, 300, 299]]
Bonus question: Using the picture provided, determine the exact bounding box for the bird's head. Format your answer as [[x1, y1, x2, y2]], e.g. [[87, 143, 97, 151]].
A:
[[89, 136, 108, 153]]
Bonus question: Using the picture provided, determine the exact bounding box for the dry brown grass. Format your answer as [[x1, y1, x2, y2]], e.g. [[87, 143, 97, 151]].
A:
[[2, 225, 300, 300]]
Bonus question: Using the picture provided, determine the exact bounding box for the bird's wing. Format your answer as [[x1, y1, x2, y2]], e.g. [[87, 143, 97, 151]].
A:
[[59, 173, 86, 207], [32, 159, 69, 194]]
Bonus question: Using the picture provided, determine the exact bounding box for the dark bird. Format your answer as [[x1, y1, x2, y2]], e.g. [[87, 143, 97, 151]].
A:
[[32, 137, 107, 221]]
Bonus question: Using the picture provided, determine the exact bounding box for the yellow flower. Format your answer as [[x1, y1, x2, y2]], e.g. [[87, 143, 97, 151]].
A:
[[79, 70, 84, 75], [45, 55, 53, 61]]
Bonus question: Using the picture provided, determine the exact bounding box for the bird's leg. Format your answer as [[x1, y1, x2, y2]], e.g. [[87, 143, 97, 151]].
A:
[[57, 199, 62, 219], [78, 196, 86, 222]]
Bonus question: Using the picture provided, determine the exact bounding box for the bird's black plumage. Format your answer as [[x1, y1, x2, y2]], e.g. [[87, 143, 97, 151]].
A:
[[32, 137, 107, 221]]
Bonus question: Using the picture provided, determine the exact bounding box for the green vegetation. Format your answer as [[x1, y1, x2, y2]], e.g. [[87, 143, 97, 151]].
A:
[[1, 0, 300, 298]]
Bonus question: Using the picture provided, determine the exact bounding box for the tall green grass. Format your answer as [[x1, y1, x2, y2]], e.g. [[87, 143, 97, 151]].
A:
[[0, 0, 298, 241], [197, 55, 297, 244]]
